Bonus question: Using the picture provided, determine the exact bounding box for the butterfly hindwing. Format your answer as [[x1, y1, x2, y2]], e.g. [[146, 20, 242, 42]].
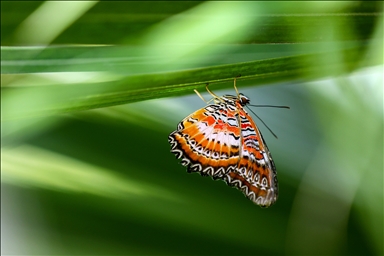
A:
[[169, 103, 241, 178]]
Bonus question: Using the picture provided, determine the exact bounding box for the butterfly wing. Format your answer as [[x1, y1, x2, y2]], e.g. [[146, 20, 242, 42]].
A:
[[169, 103, 241, 179], [169, 100, 278, 207], [224, 104, 278, 207]]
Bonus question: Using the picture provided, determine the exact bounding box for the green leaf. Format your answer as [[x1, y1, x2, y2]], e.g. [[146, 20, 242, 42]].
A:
[[2, 42, 381, 121], [1, 1, 383, 255]]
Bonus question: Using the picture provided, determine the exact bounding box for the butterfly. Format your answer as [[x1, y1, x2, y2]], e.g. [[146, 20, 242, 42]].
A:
[[168, 78, 284, 207]]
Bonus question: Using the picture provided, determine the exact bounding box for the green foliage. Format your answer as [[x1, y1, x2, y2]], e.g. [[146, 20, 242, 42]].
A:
[[1, 1, 383, 255]]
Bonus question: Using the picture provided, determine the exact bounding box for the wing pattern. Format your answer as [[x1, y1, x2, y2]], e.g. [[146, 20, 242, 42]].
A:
[[168, 93, 278, 207]]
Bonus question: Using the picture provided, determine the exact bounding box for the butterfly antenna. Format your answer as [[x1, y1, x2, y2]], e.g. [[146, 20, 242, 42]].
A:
[[245, 106, 279, 139], [249, 104, 290, 109]]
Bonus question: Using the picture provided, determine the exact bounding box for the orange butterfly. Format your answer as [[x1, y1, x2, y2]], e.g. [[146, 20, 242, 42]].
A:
[[169, 78, 286, 207]]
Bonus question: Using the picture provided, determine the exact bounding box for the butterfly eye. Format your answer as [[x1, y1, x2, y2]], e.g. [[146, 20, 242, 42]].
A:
[[239, 94, 250, 105]]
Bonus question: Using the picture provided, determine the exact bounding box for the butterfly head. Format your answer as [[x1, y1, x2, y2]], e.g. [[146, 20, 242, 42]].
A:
[[222, 93, 250, 106]]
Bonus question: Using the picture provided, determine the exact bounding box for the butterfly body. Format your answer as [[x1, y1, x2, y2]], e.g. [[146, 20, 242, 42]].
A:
[[169, 90, 278, 207]]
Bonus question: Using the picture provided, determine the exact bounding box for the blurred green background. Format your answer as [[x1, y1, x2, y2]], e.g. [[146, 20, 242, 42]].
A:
[[1, 1, 383, 255]]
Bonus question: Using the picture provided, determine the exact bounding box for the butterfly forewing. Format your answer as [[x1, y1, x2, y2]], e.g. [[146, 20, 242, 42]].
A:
[[169, 92, 278, 207], [224, 102, 278, 207]]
